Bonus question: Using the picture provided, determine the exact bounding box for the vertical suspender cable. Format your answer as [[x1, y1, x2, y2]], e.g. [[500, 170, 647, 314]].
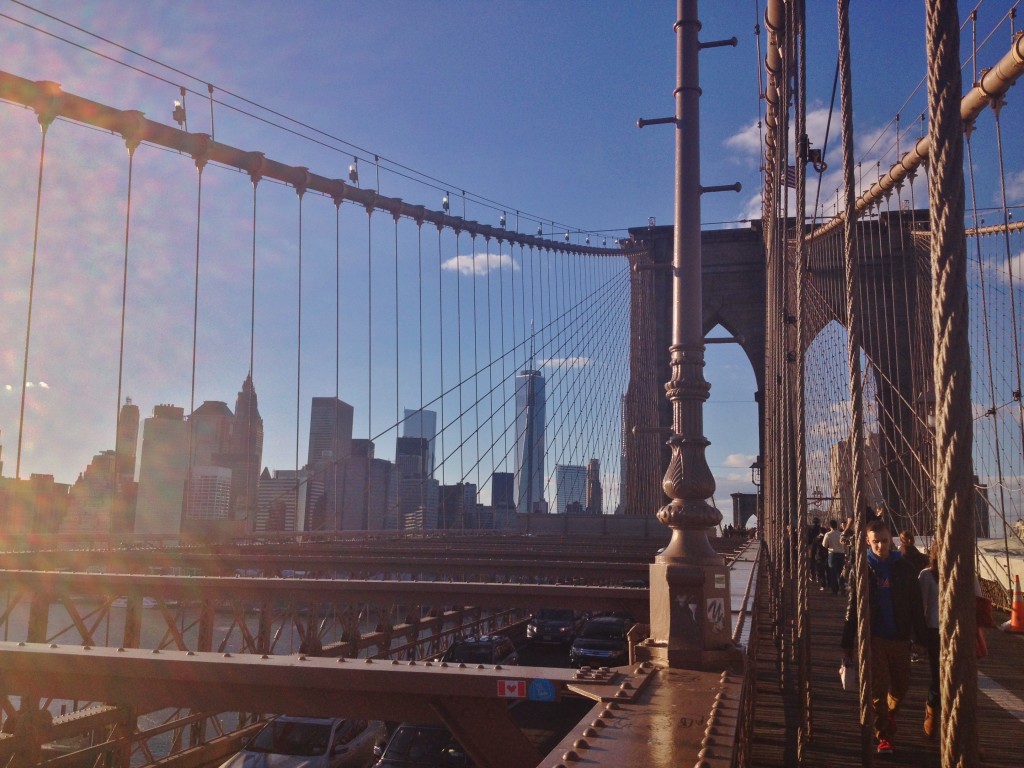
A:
[[471, 233, 480, 507], [966, 133, 1010, 584], [294, 180, 306, 523], [486, 235, 496, 522], [394, 212, 400, 453], [455, 230, 465, 516], [113, 133, 139, 516], [793, 0, 811, 755], [248, 157, 263, 529], [991, 106, 1022, 584], [925, 0, 978, 763], [16, 111, 55, 480], [417, 220, 425, 513], [331, 191, 343, 529], [437, 226, 446, 488], [186, 148, 208, 523], [365, 204, 373, 528], [836, 1, 873, 762]]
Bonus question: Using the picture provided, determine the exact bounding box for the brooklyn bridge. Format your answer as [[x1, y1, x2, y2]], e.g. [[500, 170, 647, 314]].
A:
[[1, 1, 1023, 767]]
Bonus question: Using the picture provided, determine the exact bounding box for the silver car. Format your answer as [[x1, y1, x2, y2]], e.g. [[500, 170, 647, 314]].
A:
[[219, 715, 388, 768]]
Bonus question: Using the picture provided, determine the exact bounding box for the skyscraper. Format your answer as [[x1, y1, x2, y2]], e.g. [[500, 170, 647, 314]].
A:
[[402, 408, 437, 478], [115, 398, 139, 483], [135, 405, 188, 535], [491, 471, 514, 511], [586, 458, 603, 514], [228, 374, 263, 521], [555, 464, 587, 515], [307, 397, 354, 469], [514, 368, 546, 514]]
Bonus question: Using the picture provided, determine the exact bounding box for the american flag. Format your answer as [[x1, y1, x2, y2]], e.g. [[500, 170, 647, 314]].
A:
[[783, 165, 798, 189]]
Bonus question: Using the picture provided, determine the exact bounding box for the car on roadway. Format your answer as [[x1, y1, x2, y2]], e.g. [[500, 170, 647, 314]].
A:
[[219, 715, 388, 768], [569, 615, 632, 668], [525, 608, 582, 645], [372, 723, 472, 767], [439, 635, 518, 666]]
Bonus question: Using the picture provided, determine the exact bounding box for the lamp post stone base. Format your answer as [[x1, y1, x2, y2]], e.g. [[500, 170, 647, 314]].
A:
[[642, 560, 741, 671]]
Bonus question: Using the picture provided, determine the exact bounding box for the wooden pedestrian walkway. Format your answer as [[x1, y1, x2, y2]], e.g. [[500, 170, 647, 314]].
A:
[[748, 569, 1024, 766]]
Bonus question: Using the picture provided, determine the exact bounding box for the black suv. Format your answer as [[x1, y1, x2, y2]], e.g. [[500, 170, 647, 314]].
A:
[[440, 635, 518, 666], [373, 724, 472, 767], [569, 615, 631, 668], [526, 608, 581, 645]]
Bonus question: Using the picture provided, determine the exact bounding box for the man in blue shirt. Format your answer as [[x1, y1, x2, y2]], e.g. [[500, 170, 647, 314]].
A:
[[841, 518, 927, 755]]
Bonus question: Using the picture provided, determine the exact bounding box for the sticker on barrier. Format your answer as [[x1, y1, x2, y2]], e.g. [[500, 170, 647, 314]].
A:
[[497, 679, 527, 698]]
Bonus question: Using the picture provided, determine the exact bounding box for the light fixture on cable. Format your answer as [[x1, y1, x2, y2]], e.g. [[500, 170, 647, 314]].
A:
[[172, 88, 187, 129], [499, 213, 506, 229], [442, 194, 450, 213], [348, 157, 359, 185]]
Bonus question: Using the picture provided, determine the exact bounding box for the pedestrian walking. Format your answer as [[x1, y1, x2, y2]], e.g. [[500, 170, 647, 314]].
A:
[[821, 519, 847, 595], [899, 530, 929, 574], [918, 542, 940, 739], [841, 518, 928, 755]]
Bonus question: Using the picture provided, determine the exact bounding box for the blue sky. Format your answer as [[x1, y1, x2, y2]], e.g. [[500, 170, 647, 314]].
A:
[[1, 1, 1021, 514]]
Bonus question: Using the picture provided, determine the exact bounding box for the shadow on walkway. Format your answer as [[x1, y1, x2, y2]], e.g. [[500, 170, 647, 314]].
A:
[[748, 567, 1024, 766]]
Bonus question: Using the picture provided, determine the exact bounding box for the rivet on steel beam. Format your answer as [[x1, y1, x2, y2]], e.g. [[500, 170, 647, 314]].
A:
[[117, 647, 125, 652], [590, 720, 606, 728], [408, 660, 417, 666], [702, 736, 716, 746], [573, 739, 590, 749], [49, 644, 58, 648], [425, 662, 433, 667], [698, 747, 713, 759], [561, 750, 580, 762], [262, 655, 270, 660], [152, 649, 160, 654], [186, 651, 195, 656], [614, 690, 629, 698], [18, 642, 26, 646], [83, 645, 91, 651], [364, 658, 373, 664], [391, 660, 399, 665], [582, 728, 598, 738], [494, 665, 503, 670], [694, 762, 712, 768], [440, 662, 448, 668], [297, 655, 305, 660], [224, 653, 233, 658], [715, 691, 726, 701], [458, 663, 467, 669], [476, 664, 485, 670], [619, 681, 633, 690]]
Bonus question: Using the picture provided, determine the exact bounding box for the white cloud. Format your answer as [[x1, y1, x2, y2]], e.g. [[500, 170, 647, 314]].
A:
[[990, 250, 1024, 285], [723, 453, 757, 468], [441, 251, 518, 277], [724, 119, 762, 155], [1002, 170, 1024, 204]]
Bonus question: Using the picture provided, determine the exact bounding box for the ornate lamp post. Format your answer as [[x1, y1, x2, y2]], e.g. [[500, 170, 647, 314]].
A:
[[635, 0, 741, 670]]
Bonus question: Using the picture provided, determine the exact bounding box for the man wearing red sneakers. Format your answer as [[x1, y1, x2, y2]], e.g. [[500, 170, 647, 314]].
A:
[[841, 518, 928, 755]]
